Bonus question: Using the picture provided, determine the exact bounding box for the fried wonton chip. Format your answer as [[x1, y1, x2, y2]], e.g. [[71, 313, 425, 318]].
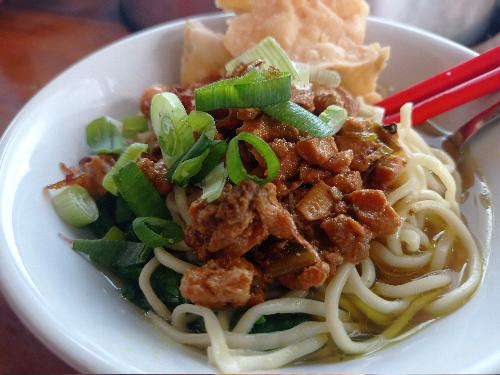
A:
[[181, 0, 389, 102], [181, 21, 232, 86]]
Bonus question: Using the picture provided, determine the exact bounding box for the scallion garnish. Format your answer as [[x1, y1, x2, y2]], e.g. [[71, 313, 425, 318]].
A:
[[187, 110, 216, 139], [318, 104, 348, 135], [132, 217, 183, 248], [195, 69, 292, 111], [171, 148, 210, 186], [263, 101, 334, 138], [113, 161, 170, 219], [122, 115, 149, 138], [310, 67, 341, 88], [166, 134, 214, 185], [51, 185, 99, 227], [102, 143, 148, 195], [225, 36, 307, 86], [191, 141, 228, 184], [150, 92, 194, 168], [226, 132, 280, 185], [86, 116, 123, 155], [200, 162, 227, 202]]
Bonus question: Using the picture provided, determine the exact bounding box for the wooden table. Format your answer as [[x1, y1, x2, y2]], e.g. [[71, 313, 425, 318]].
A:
[[0, 2, 128, 372]]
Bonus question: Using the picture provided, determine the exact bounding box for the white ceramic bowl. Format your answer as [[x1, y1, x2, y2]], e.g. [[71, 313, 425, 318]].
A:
[[0, 13, 499, 374]]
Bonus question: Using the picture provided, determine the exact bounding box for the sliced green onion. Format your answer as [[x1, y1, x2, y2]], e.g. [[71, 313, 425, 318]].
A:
[[318, 104, 348, 135], [150, 92, 193, 168], [191, 141, 228, 184], [122, 115, 149, 138], [132, 217, 183, 248], [226, 132, 280, 185], [195, 69, 291, 111], [187, 110, 216, 139], [201, 162, 227, 202], [72, 239, 151, 268], [293, 62, 311, 89], [310, 67, 341, 88], [263, 101, 333, 138], [225, 36, 305, 86], [102, 143, 148, 195], [86, 116, 123, 155], [172, 148, 210, 187], [52, 185, 99, 227], [103, 226, 125, 241], [113, 161, 170, 219], [166, 134, 213, 182]]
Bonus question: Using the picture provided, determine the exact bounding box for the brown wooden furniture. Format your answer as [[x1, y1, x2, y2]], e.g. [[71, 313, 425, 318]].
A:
[[0, 2, 128, 372]]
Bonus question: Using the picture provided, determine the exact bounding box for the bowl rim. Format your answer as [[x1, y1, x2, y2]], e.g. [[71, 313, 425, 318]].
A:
[[0, 12, 481, 373]]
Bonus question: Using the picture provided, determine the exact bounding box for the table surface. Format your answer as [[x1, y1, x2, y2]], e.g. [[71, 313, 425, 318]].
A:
[[0, 2, 128, 372]]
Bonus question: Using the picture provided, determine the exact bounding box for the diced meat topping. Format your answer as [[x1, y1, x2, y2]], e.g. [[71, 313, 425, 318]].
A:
[[185, 181, 317, 259], [238, 116, 300, 142], [320, 214, 372, 264], [325, 170, 362, 194], [368, 154, 407, 189], [335, 117, 387, 172], [180, 257, 260, 308], [297, 181, 338, 221], [278, 260, 330, 290], [137, 158, 172, 195], [347, 189, 400, 236], [291, 86, 315, 112], [320, 150, 354, 173], [299, 164, 331, 184], [313, 87, 359, 116], [296, 137, 338, 165], [270, 139, 300, 178]]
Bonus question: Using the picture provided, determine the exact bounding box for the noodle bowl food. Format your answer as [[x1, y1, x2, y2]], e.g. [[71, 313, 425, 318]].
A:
[[46, 1, 486, 372]]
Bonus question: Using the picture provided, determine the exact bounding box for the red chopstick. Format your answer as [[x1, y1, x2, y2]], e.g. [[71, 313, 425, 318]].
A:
[[377, 45, 500, 124], [383, 66, 500, 124]]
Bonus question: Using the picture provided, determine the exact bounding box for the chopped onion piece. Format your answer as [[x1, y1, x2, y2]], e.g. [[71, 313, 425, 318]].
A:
[[52, 185, 99, 227]]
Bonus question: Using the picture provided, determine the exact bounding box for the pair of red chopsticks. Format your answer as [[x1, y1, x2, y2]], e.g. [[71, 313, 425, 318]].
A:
[[377, 46, 500, 125]]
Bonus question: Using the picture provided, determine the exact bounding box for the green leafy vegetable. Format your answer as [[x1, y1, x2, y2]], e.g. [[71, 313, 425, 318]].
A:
[[72, 239, 152, 268], [102, 143, 148, 195], [263, 101, 334, 138], [51, 185, 99, 227], [318, 104, 348, 135], [103, 226, 125, 241], [150, 267, 186, 310], [87, 195, 115, 237], [229, 312, 310, 333], [114, 194, 134, 225], [132, 217, 183, 248], [113, 161, 170, 219], [86, 116, 123, 155], [226, 132, 280, 185], [122, 115, 149, 138], [195, 69, 292, 111]]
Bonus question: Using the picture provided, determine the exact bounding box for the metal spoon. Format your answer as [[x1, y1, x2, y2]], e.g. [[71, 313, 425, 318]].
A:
[[444, 101, 500, 153]]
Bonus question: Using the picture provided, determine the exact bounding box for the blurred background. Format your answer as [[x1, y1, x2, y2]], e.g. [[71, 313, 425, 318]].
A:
[[0, 0, 498, 373]]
